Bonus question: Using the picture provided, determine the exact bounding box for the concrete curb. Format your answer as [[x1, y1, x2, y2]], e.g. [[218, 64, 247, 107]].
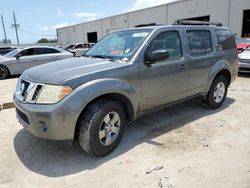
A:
[[0, 102, 15, 111]]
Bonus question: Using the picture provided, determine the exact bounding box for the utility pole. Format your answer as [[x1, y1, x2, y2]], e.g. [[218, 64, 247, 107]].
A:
[[13, 11, 19, 44], [1, 14, 7, 43]]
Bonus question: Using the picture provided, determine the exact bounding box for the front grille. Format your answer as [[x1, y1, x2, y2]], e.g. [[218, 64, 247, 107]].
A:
[[32, 85, 43, 101], [16, 108, 30, 125], [20, 79, 30, 97], [239, 58, 250, 64], [17, 79, 44, 103]]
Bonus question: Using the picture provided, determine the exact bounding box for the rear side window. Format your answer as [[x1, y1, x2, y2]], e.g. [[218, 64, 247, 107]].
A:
[[203, 31, 212, 53], [187, 30, 213, 56], [36, 48, 60, 55], [216, 30, 236, 50], [187, 31, 205, 56]]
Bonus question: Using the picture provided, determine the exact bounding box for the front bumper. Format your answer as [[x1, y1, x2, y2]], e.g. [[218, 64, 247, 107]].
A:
[[14, 91, 85, 140], [239, 62, 250, 73]]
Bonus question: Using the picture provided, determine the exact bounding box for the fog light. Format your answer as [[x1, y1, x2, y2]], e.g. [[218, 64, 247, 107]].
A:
[[38, 121, 47, 132]]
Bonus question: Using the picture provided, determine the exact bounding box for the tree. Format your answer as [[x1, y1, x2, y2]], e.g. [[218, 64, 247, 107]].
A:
[[37, 38, 57, 43]]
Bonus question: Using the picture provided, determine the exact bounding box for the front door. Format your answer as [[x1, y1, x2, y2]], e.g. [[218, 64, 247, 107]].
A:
[[140, 30, 190, 111], [12, 48, 37, 74]]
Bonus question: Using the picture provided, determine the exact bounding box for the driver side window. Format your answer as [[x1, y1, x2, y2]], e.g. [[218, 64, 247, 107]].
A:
[[147, 31, 182, 60], [20, 48, 36, 56]]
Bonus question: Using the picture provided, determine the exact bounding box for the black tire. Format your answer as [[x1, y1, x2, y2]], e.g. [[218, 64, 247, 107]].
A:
[[78, 98, 126, 157], [0, 66, 9, 80], [204, 75, 228, 109]]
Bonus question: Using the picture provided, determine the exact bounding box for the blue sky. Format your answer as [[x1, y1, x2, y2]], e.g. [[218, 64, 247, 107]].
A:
[[0, 0, 176, 44]]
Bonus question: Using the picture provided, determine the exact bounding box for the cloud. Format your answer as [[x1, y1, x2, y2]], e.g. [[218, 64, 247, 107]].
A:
[[86, 17, 98, 21], [130, 0, 180, 11], [57, 8, 102, 19], [74, 12, 98, 18], [42, 27, 49, 31], [57, 8, 64, 17], [51, 22, 69, 29]]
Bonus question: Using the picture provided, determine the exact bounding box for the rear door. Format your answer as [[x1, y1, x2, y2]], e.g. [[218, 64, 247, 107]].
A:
[[185, 29, 217, 95], [35, 48, 61, 65]]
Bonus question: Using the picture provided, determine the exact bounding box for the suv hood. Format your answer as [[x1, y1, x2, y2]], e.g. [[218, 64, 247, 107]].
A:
[[22, 57, 129, 87]]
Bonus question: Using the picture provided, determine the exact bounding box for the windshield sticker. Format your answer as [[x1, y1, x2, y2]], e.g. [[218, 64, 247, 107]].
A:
[[132, 32, 149, 37]]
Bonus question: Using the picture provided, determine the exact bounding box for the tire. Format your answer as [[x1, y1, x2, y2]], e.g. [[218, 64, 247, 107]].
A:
[[0, 66, 9, 80], [204, 75, 228, 109], [78, 98, 126, 157]]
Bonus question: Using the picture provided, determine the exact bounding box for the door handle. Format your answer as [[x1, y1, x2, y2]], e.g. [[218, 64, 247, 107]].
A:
[[31, 57, 37, 61]]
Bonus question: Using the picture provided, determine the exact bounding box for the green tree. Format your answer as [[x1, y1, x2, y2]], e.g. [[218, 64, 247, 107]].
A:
[[37, 38, 57, 43]]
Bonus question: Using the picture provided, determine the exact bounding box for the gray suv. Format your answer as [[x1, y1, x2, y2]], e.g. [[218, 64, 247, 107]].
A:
[[14, 20, 238, 156]]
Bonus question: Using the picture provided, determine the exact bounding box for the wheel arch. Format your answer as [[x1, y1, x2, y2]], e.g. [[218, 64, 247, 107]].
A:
[[72, 78, 140, 139], [74, 92, 136, 139], [205, 60, 232, 93]]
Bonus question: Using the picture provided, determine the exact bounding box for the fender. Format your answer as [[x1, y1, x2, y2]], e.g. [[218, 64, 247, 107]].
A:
[[74, 78, 139, 120], [204, 60, 232, 93]]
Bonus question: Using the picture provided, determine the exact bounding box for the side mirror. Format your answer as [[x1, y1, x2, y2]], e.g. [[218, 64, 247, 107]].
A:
[[16, 54, 22, 59], [145, 49, 170, 64]]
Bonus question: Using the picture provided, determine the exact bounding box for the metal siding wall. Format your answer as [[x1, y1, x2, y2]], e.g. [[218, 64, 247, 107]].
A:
[[167, 0, 230, 26], [229, 0, 250, 37], [101, 14, 128, 35], [68, 24, 84, 43], [128, 6, 167, 27], [57, 28, 69, 44], [83, 20, 103, 42], [57, 0, 250, 44]]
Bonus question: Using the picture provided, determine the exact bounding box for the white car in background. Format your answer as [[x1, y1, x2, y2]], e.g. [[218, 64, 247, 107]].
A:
[[0, 46, 73, 79], [65, 43, 95, 57], [238, 47, 250, 73]]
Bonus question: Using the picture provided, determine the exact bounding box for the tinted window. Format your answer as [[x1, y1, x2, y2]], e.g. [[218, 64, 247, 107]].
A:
[[203, 31, 212, 53], [36, 48, 60, 55], [187, 31, 206, 56], [20, 48, 36, 56], [216, 30, 236, 50], [74, 44, 83, 49], [147, 31, 182, 60]]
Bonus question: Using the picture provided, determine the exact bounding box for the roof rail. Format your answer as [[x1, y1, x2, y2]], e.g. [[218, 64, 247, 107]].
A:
[[135, 23, 163, 27], [173, 19, 223, 27]]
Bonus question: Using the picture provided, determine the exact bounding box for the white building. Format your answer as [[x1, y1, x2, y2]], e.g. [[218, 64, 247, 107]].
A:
[[56, 0, 250, 44]]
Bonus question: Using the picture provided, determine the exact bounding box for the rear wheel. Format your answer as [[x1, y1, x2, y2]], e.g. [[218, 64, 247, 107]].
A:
[[78, 98, 126, 157], [0, 66, 9, 80], [204, 75, 228, 109]]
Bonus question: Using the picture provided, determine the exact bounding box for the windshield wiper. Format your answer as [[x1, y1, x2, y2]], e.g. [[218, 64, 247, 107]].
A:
[[91, 55, 115, 61]]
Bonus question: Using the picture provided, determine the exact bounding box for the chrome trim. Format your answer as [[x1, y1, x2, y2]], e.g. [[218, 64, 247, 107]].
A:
[[15, 78, 45, 104]]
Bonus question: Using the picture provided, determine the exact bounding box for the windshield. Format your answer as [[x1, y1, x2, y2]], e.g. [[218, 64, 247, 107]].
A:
[[4, 49, 20, 57], [85, 29, 152, 61]]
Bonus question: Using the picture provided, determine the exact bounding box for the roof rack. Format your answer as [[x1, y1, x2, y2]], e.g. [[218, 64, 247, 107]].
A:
[[135, 23, 163, 27], [173, 19, 223, 27]]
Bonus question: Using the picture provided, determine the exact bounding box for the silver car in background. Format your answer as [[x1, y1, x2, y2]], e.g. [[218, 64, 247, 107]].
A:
[[238, 47, 250, 73], [0, 46, 73, 79]]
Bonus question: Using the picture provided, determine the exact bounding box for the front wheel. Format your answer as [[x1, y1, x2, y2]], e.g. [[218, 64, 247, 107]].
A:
[[78, 98, 126, 157], [204, 75, 228, 109]]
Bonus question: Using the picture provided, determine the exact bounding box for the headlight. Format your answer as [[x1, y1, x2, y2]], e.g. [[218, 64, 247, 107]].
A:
[[36, 85, 73, 104]]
